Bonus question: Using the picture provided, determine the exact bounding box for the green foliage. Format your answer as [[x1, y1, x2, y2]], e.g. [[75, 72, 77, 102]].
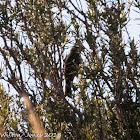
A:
[[0, 0, 139, 140]]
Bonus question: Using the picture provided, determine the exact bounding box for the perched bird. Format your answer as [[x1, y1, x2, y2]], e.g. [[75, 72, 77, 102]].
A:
[[64, 43, 83, 97]]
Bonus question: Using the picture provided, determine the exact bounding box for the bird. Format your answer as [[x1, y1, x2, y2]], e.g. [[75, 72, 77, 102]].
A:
[[64, 43, 83, 97]]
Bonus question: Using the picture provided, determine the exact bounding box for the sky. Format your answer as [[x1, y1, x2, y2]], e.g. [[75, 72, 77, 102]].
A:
[[127, 6, 140, 42]]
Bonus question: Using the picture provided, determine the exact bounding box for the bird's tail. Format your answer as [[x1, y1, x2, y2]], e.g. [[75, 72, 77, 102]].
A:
[[65, 79, 72, 97]]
